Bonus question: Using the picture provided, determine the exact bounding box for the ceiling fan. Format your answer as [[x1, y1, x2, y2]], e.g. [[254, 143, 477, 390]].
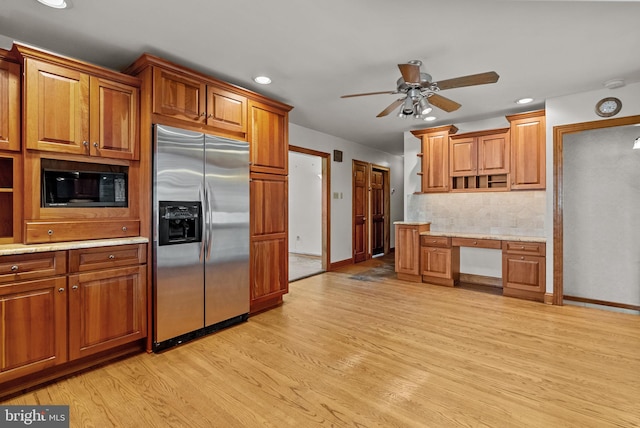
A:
[[341, 60, 499, 119]]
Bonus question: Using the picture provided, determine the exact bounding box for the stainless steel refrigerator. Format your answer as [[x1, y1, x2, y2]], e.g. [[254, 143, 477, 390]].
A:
[[152, 124, 249, 352]]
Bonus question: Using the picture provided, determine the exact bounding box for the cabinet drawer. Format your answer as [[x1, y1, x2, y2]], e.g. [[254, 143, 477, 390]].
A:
[[420, 236, 451, 248], [451, 237, 501, 249], [25, 220, 140, 244], [69, 244, 147, 273], [0, 251, 67, 284], [502, 241, 545, 256]]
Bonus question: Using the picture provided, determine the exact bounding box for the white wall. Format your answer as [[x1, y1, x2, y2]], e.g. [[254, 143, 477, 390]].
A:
[[288, 151, 322, 255], [289, 123, 404, 264]]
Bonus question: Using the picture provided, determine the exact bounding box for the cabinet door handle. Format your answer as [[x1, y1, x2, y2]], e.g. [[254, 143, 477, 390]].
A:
[[48, 229, 54, 236], [72, 285, 79, 290], [10, 265, 19, 272], [58, 287, 65, 293], [108, 254, 115, 260], [122, 226, 128, 232]]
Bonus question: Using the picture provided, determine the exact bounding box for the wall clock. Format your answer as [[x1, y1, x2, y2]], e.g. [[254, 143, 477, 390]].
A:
[[595, 97, 622, 117]]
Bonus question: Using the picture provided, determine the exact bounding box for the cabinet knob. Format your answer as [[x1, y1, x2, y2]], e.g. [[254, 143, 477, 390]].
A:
[[520, 246, 525, 249], [431, 249, 436, 252], [83, 141, 89, 147], [108, 254, 115, 260], [10, 265, 18, 272], [72, 285, 79, 290], [432, 240, 436, 243], [48, 229, 54, 236], [122, 226, 128, 232], [58, 287, 65, 293], [473, 241, 477, 245], [207, 114, 213, 118], [200, 112, 206, 117], [520, 256, 525, 260], [93, 142, 99, 148]]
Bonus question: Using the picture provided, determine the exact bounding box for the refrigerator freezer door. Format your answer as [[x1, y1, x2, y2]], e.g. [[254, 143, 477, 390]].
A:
[[154, 125, 205, 343], [204, 134, 250, 326]]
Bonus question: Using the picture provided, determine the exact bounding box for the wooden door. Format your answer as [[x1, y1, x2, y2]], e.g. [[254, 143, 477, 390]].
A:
[[478, 131, 509, 175], [0, 277, 67, 383], [90, 77, 139, 160], [0, 58, 20, 152], [248, 100, 288, 175], [152, 67, 206, 122], [371, 168, 385, 256], [352, 160, 368, 263], [68, 265, 146, 360], [24, 58, 90, 154]]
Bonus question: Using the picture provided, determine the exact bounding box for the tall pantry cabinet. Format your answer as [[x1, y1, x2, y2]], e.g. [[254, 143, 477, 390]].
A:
[[125, 55, 292, 319]]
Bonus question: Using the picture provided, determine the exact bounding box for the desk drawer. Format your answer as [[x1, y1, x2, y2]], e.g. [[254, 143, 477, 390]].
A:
[[451, 237, 501, 249], [420, 236, 451, 248], [502, 241, 545, 256], [0, 251, 67, 283]]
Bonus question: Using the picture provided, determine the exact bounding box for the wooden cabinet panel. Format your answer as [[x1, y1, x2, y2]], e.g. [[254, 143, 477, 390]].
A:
[[68, 265, 146, 359], [0, 251, 66, 284], [24, 58, 89, 155], [250, 237, 287, 307], [502, 241, 545, 256], [411, 126, 458, 193], [248, 100, 288, 175], [478, 132, 509, 175], [421, 247, 452, 279], [0, 57, 20, 152], [153, 67, 206, 122], [420, 236, 451, 248], [0, 277, 67, 383], [508, 110, 546, 190], [69, 244, 146, 273], [250, 174, 287, 236], [450, 137, 476, 176], [90, 77, 139, 160], [207, 87, 247, 135], [395, 223, 430, 281], [25, 219, 140, 244], [502, 255, 545, 297]]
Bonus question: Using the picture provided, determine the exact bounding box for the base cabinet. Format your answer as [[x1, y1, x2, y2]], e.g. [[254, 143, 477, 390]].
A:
[[395, 223, 430, 282], [502, 241, 546, 302], [420, 236, 459, 287]]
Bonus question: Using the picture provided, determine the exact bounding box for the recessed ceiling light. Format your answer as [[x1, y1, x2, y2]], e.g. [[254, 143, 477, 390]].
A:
[[253, 76, 271, 85], [36, 0, 69, 8], [423, 116, 437, 122], [516, 97, 534, 105]]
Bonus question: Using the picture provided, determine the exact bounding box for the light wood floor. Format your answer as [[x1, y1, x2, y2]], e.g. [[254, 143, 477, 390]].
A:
[[4, 257, 640, 427]]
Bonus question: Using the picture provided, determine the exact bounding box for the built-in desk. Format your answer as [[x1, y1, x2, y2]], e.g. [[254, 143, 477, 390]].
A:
[[395, 228, 547, 302]]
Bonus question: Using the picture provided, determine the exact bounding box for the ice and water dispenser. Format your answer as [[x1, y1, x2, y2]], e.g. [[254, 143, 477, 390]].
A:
[[158, 201, 202, 246]]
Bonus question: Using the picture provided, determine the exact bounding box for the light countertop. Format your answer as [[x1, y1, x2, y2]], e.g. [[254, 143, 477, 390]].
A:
[[393, 221, 431, 226], [0, 237, 149, 256], [420, 231, 545, 243]]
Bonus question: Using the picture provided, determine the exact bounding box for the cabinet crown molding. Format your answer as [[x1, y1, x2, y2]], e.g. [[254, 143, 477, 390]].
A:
[[450, 127, 510, 140], [411, 125, 459, 138], [506, 109, 545, 122]]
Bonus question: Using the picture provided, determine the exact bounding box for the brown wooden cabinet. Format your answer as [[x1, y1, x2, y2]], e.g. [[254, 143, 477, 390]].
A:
[[395, 223, 430, 282], [21, 55, 139, 160], [411, 126, 458, 193], [250, 173, 288, 312], [502, 241, 545, 301], [0, 52, 20, 152], [0, 251, 68, 384], [248, 100, 288, 175], [507, 110, 546, 190], [420, 236, 459, 287], [450, 128, 510, 191], [0, 154, 22, 244]]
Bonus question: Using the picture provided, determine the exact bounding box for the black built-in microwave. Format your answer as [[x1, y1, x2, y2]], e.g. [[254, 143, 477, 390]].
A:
[[42, 169, 128, 208]]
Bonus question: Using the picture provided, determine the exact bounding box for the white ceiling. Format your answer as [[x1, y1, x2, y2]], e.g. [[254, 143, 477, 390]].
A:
[[1, 0, 639, 155]]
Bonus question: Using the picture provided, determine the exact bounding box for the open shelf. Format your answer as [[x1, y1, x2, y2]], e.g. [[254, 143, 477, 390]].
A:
[[452, 174, 509, 191], [0, 156, 16, 243]]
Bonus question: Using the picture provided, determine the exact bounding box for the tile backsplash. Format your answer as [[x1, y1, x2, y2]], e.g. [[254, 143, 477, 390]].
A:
[[406, 191, 546, 236]]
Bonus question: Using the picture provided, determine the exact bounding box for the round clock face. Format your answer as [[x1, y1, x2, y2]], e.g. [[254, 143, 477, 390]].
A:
[[596, 97, 622, 117]]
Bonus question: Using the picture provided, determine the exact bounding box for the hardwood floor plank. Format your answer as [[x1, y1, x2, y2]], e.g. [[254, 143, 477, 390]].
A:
[[2, 258, 639, 427]]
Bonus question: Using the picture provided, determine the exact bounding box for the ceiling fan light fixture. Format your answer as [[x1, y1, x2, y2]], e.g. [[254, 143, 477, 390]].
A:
[[36, 0, 68, 8], [516, 97, 534, 105], [402, 97, 414, 115], [418, 97, 432, 115]]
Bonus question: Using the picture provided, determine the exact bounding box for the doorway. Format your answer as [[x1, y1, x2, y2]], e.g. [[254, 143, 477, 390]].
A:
[[288, 146, 330, 281], [352, 160, 390, 263]]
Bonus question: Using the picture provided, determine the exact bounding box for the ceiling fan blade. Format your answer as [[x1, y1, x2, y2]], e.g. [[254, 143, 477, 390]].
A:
[[341, 91, 395, 98], [377, 98, 405, 117], [435, 71, 499, 91], [398, 63, 421, 84], [428, 94, 461, 112]]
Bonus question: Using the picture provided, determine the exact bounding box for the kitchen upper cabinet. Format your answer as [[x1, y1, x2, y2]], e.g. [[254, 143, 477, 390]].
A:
[[507, 110, 546, 190], [248, 100, 289, 175], [207, 86, 247, 135], [17, 45, 140, 160], [411, 125, 458, 193], [0, 54, 20, 152]]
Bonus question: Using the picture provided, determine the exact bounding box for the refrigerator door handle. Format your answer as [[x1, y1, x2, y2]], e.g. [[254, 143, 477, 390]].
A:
[[199, 185, 207, 262], [205, 182, 214, 261]]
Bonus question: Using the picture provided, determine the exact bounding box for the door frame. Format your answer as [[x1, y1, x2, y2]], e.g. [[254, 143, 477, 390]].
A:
[[552, 114, 640, 305], [371, 164, 391, 256], [288, 146, 331, 272]]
